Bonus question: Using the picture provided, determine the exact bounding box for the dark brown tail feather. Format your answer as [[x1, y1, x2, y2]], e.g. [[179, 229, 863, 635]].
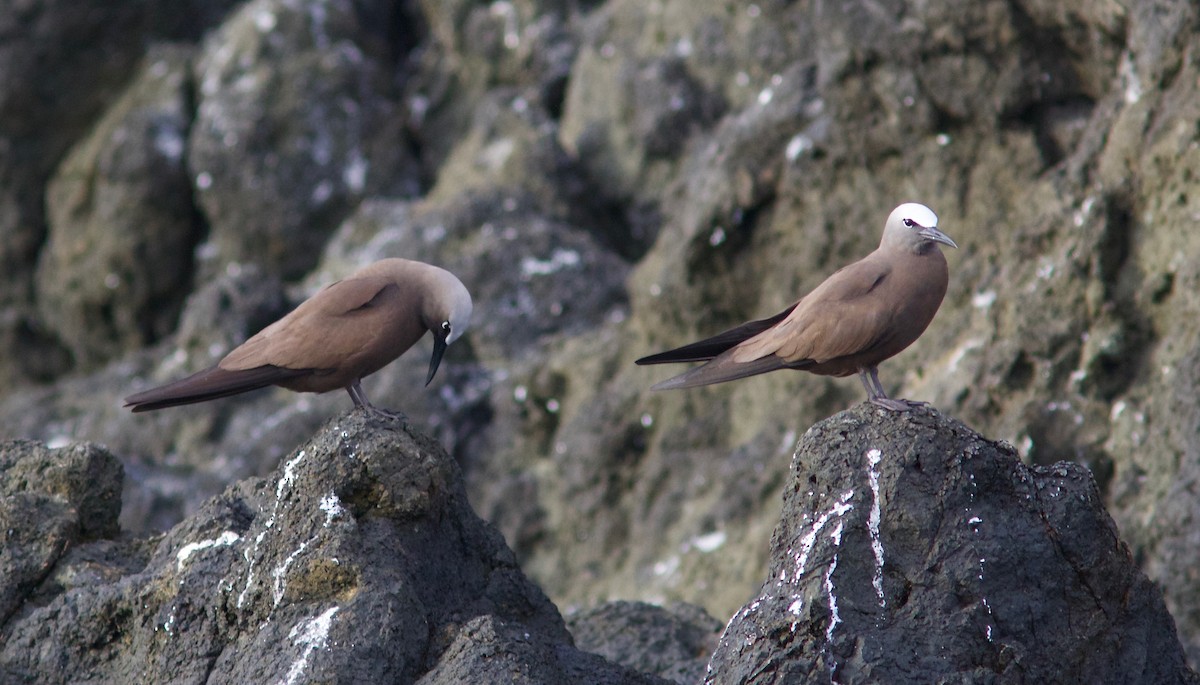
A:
[[650, 353, 812, 390], [124, 365, 311, 412], [635, 303, 798, 365]]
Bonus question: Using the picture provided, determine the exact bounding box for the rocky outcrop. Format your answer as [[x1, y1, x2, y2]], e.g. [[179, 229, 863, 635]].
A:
[[0, 0, 239, 385], [708, 406, 1198, 684], [0, 414, 666, 684], [3, 408, 1193, 684], [188, 0, 421, 282], [0, 440, 123, 627], [36, 46, 200, 369]]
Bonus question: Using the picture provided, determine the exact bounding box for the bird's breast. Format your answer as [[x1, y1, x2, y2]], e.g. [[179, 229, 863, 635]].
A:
[[805, 249, 948, 377]]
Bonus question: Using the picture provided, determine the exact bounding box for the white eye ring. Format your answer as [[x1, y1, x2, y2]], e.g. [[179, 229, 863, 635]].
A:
[[902, 218, 917, 228], [441, 321, 452, 334]]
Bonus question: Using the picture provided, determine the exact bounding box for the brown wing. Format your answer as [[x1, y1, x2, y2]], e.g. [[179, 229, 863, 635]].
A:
[[731, 256, 894, 365], [221, 276, 402, 372]]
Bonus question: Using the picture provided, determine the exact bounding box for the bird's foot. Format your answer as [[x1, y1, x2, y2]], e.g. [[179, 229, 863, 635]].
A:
[[347, 381, 407, 424], [359, 404, 409, 424], [869, 397, 925, 412]]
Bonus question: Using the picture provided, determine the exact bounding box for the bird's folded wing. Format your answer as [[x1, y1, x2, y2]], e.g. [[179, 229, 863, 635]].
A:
[[732, 259, 893, 364], [635, 303, 798, 365], [222, 278, 403, 371]]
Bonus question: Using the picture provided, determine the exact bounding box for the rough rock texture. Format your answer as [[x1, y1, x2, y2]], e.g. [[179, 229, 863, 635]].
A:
[[708, 406, 1198, 684], [0, 0, 239, 385], [0, 414, 666, 685], [37, 45, 201, 370], [5, 0, 1200, 675], [569, 601, 722, 685], [5, 408, 1191, 684], [0, 440, 123, 625], [188, 0, 421, 281]]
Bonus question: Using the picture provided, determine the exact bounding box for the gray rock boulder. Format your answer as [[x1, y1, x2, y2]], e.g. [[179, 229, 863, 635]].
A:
[[37, 45, 201, 370], [189, 0, 420, 281], [0, 440, 123, 625], [0, 412, 667, 684], [5, 398, 1192, 684], [0, 0, 239, 387], [569, 601, 722, 684], [707, 405, 1198, 684], [405, 0, 579, 173]]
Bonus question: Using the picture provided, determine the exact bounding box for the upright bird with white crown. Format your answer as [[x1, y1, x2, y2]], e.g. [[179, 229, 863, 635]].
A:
[[637, 203, 955, 411]]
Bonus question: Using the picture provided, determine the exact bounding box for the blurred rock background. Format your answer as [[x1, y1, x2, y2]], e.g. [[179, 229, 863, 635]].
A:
[[2, 0, 1199, 667]]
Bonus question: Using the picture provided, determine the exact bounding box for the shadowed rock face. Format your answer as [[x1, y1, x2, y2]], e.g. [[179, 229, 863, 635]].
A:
[[0, 0, 241, 385], [0, 415, 665, 685], [569, 600, 723, 684], [708, 406, 1198, 685], [37, 46, 201, 371]]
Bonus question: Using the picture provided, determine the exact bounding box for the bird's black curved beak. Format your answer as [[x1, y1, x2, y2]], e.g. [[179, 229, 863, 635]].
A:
[[426, 334, 448, 386], [919, 226, 958, 249]]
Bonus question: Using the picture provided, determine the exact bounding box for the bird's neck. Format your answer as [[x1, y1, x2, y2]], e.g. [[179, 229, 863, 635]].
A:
[[912, 242, 941, 257]]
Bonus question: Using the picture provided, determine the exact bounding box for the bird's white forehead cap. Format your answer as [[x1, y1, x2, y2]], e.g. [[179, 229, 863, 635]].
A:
[[892, 202, 938, 228]]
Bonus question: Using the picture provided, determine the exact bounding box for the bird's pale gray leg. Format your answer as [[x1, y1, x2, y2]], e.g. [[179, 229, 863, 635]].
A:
[[858, 367, 905, 410], [863, 367, 924, 412], [347, 380, 370, 408], [858, 368, 880, 400], [346, 380, 407, 421]]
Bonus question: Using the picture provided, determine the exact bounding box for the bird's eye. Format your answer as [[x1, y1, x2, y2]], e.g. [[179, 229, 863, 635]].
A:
[[902, 218, 917, 228], [441, 321, 452, 334]]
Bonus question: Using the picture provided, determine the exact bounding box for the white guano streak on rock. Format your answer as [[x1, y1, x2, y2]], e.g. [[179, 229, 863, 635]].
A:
[[237, 530, 268, 610], [272, 539, 314, 607], [788, 489, 855, 632], [964, 467, 994, 641], [712, 486, 860, 662], [866, 448, 886, 607], [319, 492, 346, 526], [824, 520, 844, 644], [277, 450, 306, 501], [796, 489, 854, 582], [274, 493, 344, 606], [238, 449, 307, 609], [176, 530, 241, 571], [283, 606, 339, 685]]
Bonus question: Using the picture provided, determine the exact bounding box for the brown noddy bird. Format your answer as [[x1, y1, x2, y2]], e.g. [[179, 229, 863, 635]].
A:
[[124, 258, 472, 414], [636, 203, 956, 411]]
